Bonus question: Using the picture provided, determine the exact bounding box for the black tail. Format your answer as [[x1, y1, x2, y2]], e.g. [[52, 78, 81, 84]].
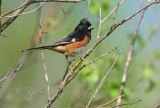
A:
[[22, 45, 54, 53]]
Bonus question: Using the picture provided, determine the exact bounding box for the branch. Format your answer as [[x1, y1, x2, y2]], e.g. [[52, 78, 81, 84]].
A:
[[97, 93, 127, 108], [0, 0, 4, 37], [32, 0, 85, 3], [110, 99, 141, 108], [0, 0, 30, 33], [0, 0, 85, 33], [67, 46, 118, 83], [0, 0, 1, 26], [37, 3, 51, 100], [86, 0, 90, 18], [116, 0, 146, 107], [0, 53, 27, 98]]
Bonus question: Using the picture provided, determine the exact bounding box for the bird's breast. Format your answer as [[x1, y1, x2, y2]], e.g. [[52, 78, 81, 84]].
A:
[[50, 35, 89, 56]]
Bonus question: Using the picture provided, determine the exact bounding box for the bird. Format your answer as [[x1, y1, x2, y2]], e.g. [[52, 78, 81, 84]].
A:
[[23, 18, 94, 79]]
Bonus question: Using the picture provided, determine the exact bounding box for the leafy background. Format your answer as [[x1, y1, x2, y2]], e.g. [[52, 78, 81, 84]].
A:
[[0, 0, 160, 108]]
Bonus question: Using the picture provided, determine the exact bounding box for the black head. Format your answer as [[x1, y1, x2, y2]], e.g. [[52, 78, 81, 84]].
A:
[[74, 18, 94, 32]]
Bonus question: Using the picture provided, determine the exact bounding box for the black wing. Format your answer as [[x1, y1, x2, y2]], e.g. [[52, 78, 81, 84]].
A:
[[53, 30, 85, 46]]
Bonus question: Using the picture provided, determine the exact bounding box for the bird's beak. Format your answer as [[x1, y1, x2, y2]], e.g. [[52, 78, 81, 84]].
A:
[[88, 26, 94, 30]]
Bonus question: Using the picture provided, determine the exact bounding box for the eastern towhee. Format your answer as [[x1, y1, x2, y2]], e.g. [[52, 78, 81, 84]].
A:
[[23, 18, 94, 60]]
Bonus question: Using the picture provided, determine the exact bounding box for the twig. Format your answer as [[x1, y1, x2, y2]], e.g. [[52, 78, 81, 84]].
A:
[[0, 0, 1, 26], [0, 0, 47, 19], [0, 0, 30, 33], [67, 46, 118, 83], [101, 0, 126, 23], [97, 93, 127, 108], [85, 50, 121, 108], [86, 0, 91, 18], [32, 0, 85, 3], [0, 0, 5, 37], [1, 3, 28, 17], [97, 0, 126, 39], [0, 0, 85, 33], [108, 100, 142, 108], [0, 53, 26, 83], [37, 3, 51, 100], [97, 7, 102, 39], [41, 51, 51, 99], [116, 0, 145, 107], [1, 0, 81, 18], [44, 1, 160, 107], [0, 53, 27, 97]]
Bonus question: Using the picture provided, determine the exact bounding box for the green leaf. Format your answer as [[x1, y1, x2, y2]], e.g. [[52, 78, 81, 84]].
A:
[[143, 65, 152, 79], [110, 89, 118, 98], [86, 70, 99, 84]]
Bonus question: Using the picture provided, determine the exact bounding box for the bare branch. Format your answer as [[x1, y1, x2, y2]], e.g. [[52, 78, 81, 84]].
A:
[[0, 0, 1, 26], [97, 93, 127, 108], [0, 0, 85, 33], [0, 0, 30, 33], [0, 0, 4, 37], [67, 46, 118, 83], [97, 7, 102, 39], [0, 53, 27, 97], [97, 0, 126, 39], [110, 99, 142, 108], [1, 0, 47, 19], [37, 4, 51, 100], [85, 50, 121, 108], [32, 0, 85, 3], [101, 0, 126, 23], [86, 0, 90, 18], [116, 0, 145, 107]]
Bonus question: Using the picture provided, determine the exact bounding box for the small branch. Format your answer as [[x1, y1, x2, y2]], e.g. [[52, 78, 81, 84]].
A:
[[97, 7, 102, 39], [116, 0, 145, 107], [0, 0, 47, 19], [32, 0, 85, 3], [0, 0, 85, 33], [37, 4, 51, 100], [0, 0, 5, 37], [110, 100, 142, 108], [0, 0, 1, 26], [101, 0, 126, 23], [0, 53, 27, 97], [97, 93, 127, 108], [67, 46, 118, 83], [97, 0, 126, 39], [0, 0, 30, 33], [0, 53, 25, 83], [41, 51, 51, 99], [86, 0, 90, 18], [85, 50, 121, 108]]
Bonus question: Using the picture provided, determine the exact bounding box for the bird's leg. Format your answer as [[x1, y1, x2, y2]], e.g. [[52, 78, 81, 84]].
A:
[[78, 55, 86, 61], [63, 55, 72, 80]]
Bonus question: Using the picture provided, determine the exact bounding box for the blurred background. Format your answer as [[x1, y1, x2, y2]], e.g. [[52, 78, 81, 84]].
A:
[[0, 0, 160, 108]]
